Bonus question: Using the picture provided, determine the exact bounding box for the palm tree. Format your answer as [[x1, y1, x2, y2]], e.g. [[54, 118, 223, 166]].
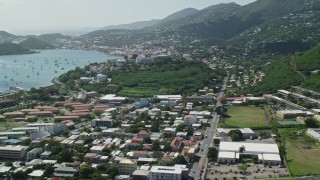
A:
[[239, 145, 246, 153]]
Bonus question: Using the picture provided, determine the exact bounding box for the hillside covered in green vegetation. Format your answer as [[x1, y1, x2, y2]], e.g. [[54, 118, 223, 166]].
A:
[[20, 37, 54, 49], [0, 43, 34, 56], [111, 60, 217, 96], [250, 45, 320, 95]]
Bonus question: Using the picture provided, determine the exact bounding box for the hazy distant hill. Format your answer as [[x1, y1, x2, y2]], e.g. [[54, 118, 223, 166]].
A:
[[20, 37, 54, 49], [101, 8, 198, 30], [36, 33, 71, 43], [0, 43, 34, 56], [102, 19, 160, 30], [0, 31, 16, 43]]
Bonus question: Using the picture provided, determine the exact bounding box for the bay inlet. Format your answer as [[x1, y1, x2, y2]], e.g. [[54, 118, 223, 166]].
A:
[[0, 49, 118, 92]]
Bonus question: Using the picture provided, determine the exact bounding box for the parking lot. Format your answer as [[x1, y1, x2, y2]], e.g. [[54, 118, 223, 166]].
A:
[[206, 164, 289, 180]]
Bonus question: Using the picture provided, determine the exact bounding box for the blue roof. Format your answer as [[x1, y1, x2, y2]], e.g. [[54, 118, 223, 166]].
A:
[[4, 139, 22, 144]]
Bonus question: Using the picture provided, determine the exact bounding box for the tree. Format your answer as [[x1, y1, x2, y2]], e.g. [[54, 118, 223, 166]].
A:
[[79, 164, 95, 179], [252, 156, 259, 164], [163, 142, 172, 152], [208, 147, 218, 160], [174, 155, 188, 165], [176, 124, 185, 132], [185, 126, 194, 136], [215, 106, 227, 116], [56, 149, 73, 163], [62, 130, 69, 137], [305, 118, 318, 128], [228, 129, 243, 141], [213, 139, 220, 145], [152, 140, 160, 150], [144, 137, 152, 144], [4, 161, 12, 167], [43, 164, 55, 178], [279, 144, 286, 156], [107, 165, 119, 179], [239, 145, 246, 153]]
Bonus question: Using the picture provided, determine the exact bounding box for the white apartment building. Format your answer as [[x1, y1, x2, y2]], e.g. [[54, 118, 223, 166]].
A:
[[0, 145, 28, 160], [12, 127, 40, 133], [116, 158, 137, 175], [26, 123, 67, 136], [27, 148, 43, 161], [150, 166, 183, 180]]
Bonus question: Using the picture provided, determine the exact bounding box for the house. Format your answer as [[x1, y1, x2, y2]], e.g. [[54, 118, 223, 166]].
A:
[[160, 157, 174, 166], [138, 130, 151, 138], [150, 132, 161, 141], [143, 144, 153, 151], [128, 142, 141, 150], [27, 148, 43, 161], [132, 137, 144, 144], [133, 99, 150, 109], [176, 132, 188, 139], [90, 145, 106, 155], [54, 166, 78, 178], [184, 115, 197, 125], [193, 131, 203, 141], [116, 158, 138, 175], [132, 169, 150, 180], [164, 127, 176, 136], [170, 138, 183, 152]]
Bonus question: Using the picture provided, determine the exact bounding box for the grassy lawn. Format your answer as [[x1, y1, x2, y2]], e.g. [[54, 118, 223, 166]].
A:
[[0, 120, 27, 131], [225, 106, 267, 128], [279, 128, 320, 176]]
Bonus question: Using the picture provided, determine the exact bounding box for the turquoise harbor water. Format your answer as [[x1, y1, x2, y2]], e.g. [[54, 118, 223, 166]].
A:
[[0, 49, 117, 92]]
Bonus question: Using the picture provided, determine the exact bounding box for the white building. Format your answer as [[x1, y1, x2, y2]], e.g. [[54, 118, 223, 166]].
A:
[[218, 142, 281, 166], [150, 166, 183, 180], [306, 129, 320, 142], [96, 74, 107, 83], [91, 118, 114, 128], [12, 127, 40, 133], [0, 145, 28, 160], [27, 148, 43, 161], [26, 123, 67, 136], [217, 128, 255, 139], [100, 94, 127, 103]]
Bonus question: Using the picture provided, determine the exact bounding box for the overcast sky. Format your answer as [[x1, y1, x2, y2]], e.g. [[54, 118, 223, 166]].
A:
[[0, 0, 256, 35]]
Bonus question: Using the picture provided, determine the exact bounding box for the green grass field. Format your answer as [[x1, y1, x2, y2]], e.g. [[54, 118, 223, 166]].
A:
[[279, 128, 320, 176], [225, 106, 267, 128], [0, 120, 26, 131]]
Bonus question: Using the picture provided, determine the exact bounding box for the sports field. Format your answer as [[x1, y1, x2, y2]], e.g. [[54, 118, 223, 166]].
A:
[[225, 106, 267, 128]]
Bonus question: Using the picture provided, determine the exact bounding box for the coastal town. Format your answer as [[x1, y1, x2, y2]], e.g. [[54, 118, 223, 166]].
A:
[[1, 0, 320, 179], [0, 54, 319, 180]]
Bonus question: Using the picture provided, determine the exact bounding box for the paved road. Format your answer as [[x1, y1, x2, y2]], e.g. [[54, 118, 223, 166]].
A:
[[189, 78, 227, 179]]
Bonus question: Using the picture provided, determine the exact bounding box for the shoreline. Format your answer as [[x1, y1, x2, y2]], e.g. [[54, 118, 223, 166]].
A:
[[0, 49, 119, 93]]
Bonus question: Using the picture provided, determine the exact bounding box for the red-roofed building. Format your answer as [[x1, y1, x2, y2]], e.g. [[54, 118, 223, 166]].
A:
[[138, 130, 151, 138], [133, 151, 149, 158], [161, 157, 174, 166], [131, 136, 144, 144], [143, 144, 153, 151], [170, 137, 183, 151], [184, 140, 198, 147], [128, 142, 141, 150]]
